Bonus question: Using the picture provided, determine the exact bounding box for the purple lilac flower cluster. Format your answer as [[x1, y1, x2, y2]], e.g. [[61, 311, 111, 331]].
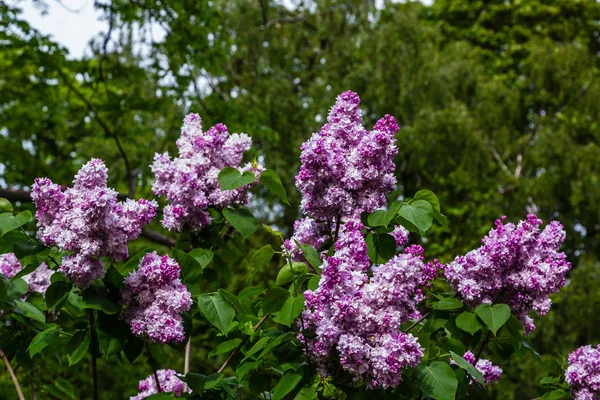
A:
[[0, 253, 52, 294], [130, 369, 189, 400], [151, 113, 263, 232], [31, 159, 157, 288], [301, 219, 425, 389], [295, 91, 399, 220], [461, 350, 502, 385], [122, 252, 192, 344], [565, 344, 600, 400], [444, 214, 571, 334]]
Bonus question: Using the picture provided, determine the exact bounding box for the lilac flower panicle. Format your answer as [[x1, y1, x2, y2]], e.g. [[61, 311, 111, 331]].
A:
[[151, 113, 263, 232], [122, 252, 192, 344], [565, 344, 600, 400], [31, 159, 157, 288], [444, 214, 571, 334], [130, 369, 189, 399], [459, 350, 502, 385], [296, 91, 399, 219], [0, 253, 52, 295], [301, 218, 427, 388]]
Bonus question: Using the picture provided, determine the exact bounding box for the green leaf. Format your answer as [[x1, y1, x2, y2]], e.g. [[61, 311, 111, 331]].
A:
[[49, 378, 75, 400], [67, 330, 91, 366], [241, 337, 271, 364], [385, 201, 403, 227], [294, 385, 318, 400], [0, 198, 13, 213], [262, 287, 290, 314], [14, 299, 45, 323], [398, 200, 433, 235], [365, 233, 396, 264], [209, 338, 242, 357], [367, 210, 387, 227], [272, 373, 302, 400], [475, 303, 511, 336], [186, 372, 223, 393], [275, 262, 308, 287], [7, 278, 28, 300], [0, 210, 32, 236], [539, 389, 568, 400], [433, 297, 463, 310], [28, 325, 60, 357], [81, 286, 121, 315], [218, 167, 255, 190], [251, 245, 274, 269], [144, 394, 175, 400], [413, 190, 448, 227], [45, 281, 72, 310], [198, 293, 235, 335], [173, 248, 203, 284], [417, 361, 458, 400], [299, 244, 322, 271], [450, 351, 484, 386], [13, 242, 49, 269], [273, 294, 305, 327], [455, 312, 484, 335], [189, 248, 214, 269], [124, 337, 144, 363], [260, 169, 290, 205], [222, 207, 258, 239]]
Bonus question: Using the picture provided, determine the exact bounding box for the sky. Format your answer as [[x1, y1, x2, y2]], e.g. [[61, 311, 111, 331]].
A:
[[15, 0, 433, 59]]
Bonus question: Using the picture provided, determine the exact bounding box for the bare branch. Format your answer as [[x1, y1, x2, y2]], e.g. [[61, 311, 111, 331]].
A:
[[57, 68, 137, 198], [0, 348, 25, 400]]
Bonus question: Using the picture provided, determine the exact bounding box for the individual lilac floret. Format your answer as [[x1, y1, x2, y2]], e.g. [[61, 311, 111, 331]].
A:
[[122, 252, 192, 344], [565, 344, 600, 400], [130, 369, 189, 400], [0, 253, 52, 295], [31, 159, 157, 288], [391, 225, 410, 248], [151, 113, 263, 232], [301, 219, 426, 389], [296, 91, 399, 220], [461, 350, 502, 385], [444, 214, 571, 334]]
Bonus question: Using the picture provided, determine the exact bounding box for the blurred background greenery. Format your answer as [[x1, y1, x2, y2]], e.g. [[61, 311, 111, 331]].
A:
[[1, 0, 599, 398]]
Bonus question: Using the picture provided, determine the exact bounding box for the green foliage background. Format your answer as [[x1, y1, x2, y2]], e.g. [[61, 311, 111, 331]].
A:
[[0, 0, 599, 398]]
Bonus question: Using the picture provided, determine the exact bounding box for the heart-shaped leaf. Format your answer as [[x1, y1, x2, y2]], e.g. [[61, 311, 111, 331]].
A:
[[475, 303, 511, 336], [218, 167, 255, 190], [455, 312, 484, 335]]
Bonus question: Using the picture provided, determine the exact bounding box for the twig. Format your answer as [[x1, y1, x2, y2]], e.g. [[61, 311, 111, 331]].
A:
[[0, 348, 25, 400], [403, 310, 432, 333], [146, 343, 162, 392], [89, 311, 99, 400], [57, 68, 136, 198], [183, 339, 191, 392], [474, 331, 493, 364], [217, 315, 269, 374]]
